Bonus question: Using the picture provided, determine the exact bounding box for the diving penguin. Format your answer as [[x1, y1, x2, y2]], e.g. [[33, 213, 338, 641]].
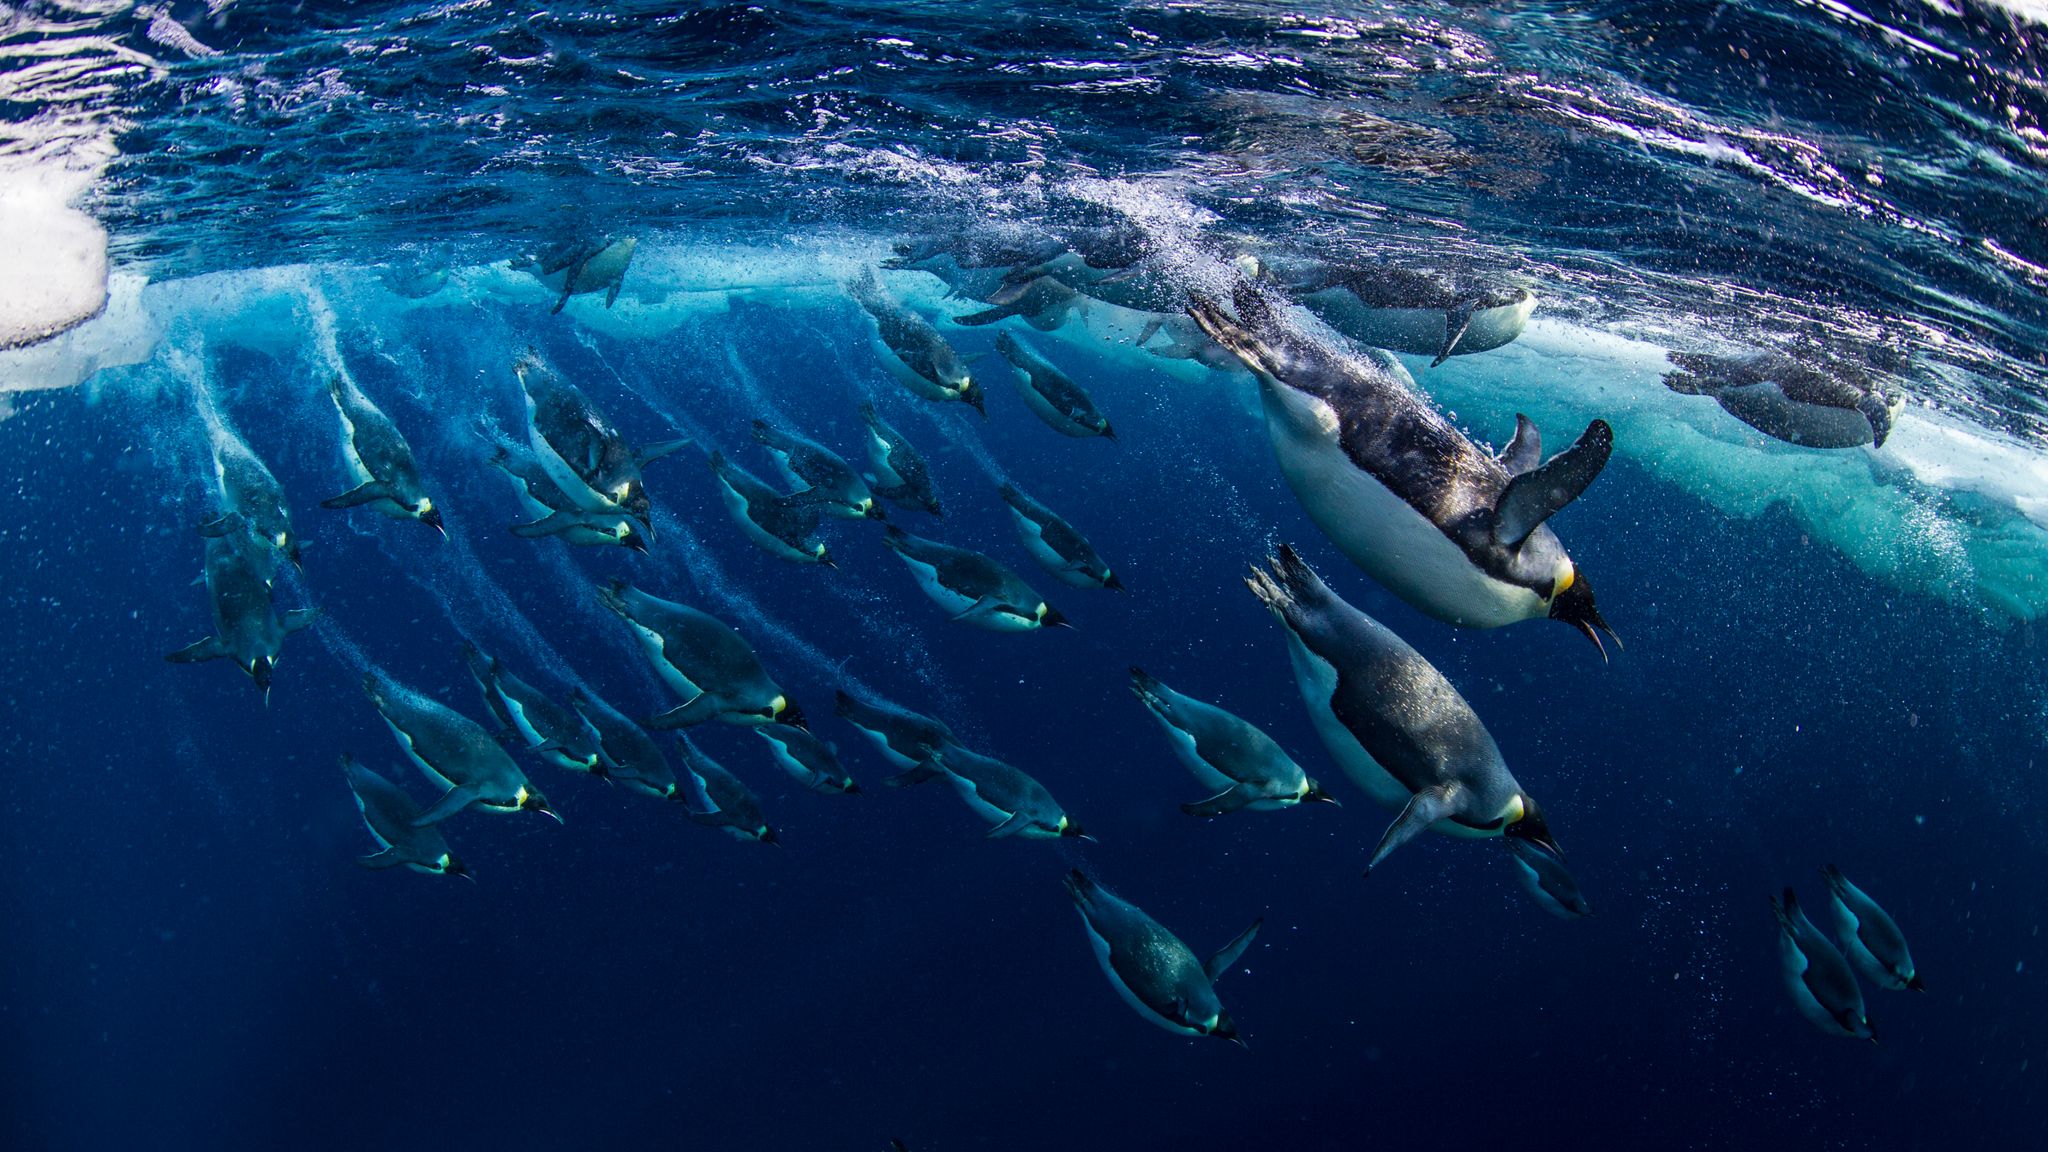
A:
[[953, 276, 1086, 333], [1772, 887, 1876, 1041], [595, 580, 804, 730], [483, 430, 648, 552], [858, 402, 943, 516], [924, 744, 1089, 841], [755, 726, 860, 795], [166, 525, 318, 701], [1257, 257, 1538, 366], [514, 235, 637, 313], [848, 268, 985, 416], [997, 483, 1121, 591], [1246, 546, 1563, 873], [1821, 865, 1923, 992], [568, 689, 681, 801], [514, 351, 690, 531], [881, 527, 1068, 632], [1504, 838, 1592, 919], [342, 755, 468, 878], [1128, 667, 1334, 816], [460, 641, 605, 775], [678, 739, 778, 844], [1190, 285, 1617, 653], [1665, 350, 1906, 449], [199, 416, 302, 575], [751, 420, 884, 520], [320, 375, 444, 536], [708, 450, 834, 566], [1064, 870, 1258, 1046], [835, 689, 958, 780], [994, 331, 1115, 439], [364, 673, 559, 826]]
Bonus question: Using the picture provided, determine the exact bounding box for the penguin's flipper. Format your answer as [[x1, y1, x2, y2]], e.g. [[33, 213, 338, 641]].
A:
[[648, 693, 721, 729], [166, 636, 227, 664], [604, 276, 622, 308], [636, 438, 693, 467], [1364, 785, 1456, 875], [1181, 784, 1255, 819], [1857, 393, 1896, 448], [195, 513, 245, 538], [684, 809, 728, 828], [1498, 414, 1542, 476], [356, 848, 407, 870], [948, 597, 1006, 625], [884, 762, 946, 788], [1493, 419, 1613, 548], [321, 481, 396, 510], [414, 785, 479, 826], [1203, 918, 1263, 982], [1431, 301, 1477, 367], [985, 810, 1034, 838], [510, 512, 582, 539], [281, 608, 320, 635]]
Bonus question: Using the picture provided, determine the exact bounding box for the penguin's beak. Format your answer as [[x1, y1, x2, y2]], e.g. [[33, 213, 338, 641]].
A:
[[1549, 574, 1618, 661], [777, 700, 809, 731], [420, 506, 448, 538]]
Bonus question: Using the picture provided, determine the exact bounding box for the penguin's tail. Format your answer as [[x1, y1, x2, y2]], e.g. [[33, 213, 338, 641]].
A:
[[1061, 868, 1095, 904], [1244, 544, 1323, 619]]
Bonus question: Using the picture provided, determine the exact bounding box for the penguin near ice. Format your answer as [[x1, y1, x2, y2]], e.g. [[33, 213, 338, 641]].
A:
[[514, 235, 637, 313], [460, 642, 605, 775], [1064, 870, 1258, 1046], [993, 331, 1115, 439], [751, 420, 884, 521], [925, 744, 1089, 841], [847, 269, 985, 416], [997, 483, 1120, 591], [568, 689, 681, 801], [858, 402, 943, 516], [708, 451, 835, 566], [1258, 258, 1538, 366], [835, 690, 957, 779], [1504, 838, 1592, 919], [342, 756, 468, 878], [1772, 888, 1876, 1041], [166, 526, 318, 701], [514, 351, 690, 531], [1190, 285, 1617, 654], [595, 580, 804, 730], [483, 430, 648, 552], [363, 673, 559, 826], [1246, 546, 1562, 874], [953, 276, 1086, 333], [1665, 350, 1907, 449], [755, 725, 860, 795], [1821, 865, 1923, 992], [881, 527, 1068, 632], [199, 419, 302, 575], [320, 375, 444, 536], [1128, 667, 1334, 817], [678, 739, 778, 844]]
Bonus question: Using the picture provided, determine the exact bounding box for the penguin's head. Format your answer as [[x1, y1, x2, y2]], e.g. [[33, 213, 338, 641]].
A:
[[860, 497, 886, 521], [756, 823, 780, 845], [414, 499, 446, 538], [280, 533, 305, 571], [1501, 793, 1561, 859], [958, 378, 986, 415], [1547, 568, 1617, 660], [1300, 777, 1340, 806], [815, 542, 837, 568], [1036, 603, 1072, 630], [1100, 570, 1124, 591], [516, 786, 561, 823], [618, 483, 651, 521], [1206, 1011, 1245, 1047], [1056, 815, 1095, 842], [433, 852, 470, 880], [245, 655, 275, 694], [771, 695, 808, 731], [618, 523, 650, 554]]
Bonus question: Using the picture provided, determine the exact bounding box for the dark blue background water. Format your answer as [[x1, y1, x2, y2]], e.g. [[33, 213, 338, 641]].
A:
[[2, 291, 2044, 1150]]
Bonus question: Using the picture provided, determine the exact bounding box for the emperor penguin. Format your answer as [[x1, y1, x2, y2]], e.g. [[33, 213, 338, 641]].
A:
[[835, 689, 957, 779], [199, 418, 302, 575], [166, 526, 318, 702], [1064, 870, 1258, 1046], [484, 431, 648, 552], [567, 689, 680, 801], [1128, 667, 1334, 816], [342, 755, 468, 878], [1821, 865, 1923, 992], [514, 235, 637, 313], [1504, 838, 1592, 919], [881, 527, 1068, 632], [1245, 546, 1562, 873], [320, 375, 444, 536], [708, 451, 835, 566], [755, 726, 860, 795], [997, 483, 1121, 591], [993, 331, 1115, 439], [954, 276, 1087, 333], [1190, 285, 1618, 654], [595, 580, 804, 730], [678, 739, 778, 844], [460, 642, 605, 775], [1665, 350, 1906, 449], [848, 269, 985, 416], [929, 744, 1089, 841], [751, 420, 884, 521], [363, 673, 559, 826], [514, 351, 690, 531], [1772, 888, 1876, 1041], [858, 402, 943, 516], [1258, 257, 1538, 366]]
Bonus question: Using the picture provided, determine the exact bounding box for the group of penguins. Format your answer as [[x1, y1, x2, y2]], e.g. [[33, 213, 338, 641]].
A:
[[165, 218, 1922, 1048]]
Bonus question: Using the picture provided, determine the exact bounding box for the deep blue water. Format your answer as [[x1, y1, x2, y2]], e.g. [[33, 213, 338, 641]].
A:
[[4, 2, 2048, 1151]]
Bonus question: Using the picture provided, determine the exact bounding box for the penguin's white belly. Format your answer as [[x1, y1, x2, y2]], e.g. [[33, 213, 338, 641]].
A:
[[631, 623, 702, 701], [1461, 296, 1538, 353], [529, 422, 617, 514], [1302, 292, 1533, 357], [1006, 510, 1081, 585], [869, 330, 953, 402], [1779, 935, 1847, 1035], [576, 243, 633, 290], [1263, 383, 1542, 628], [498, 693, 550, 749], [867, 433, 907, 488], [1012, 374, 1088, 436], [1285, 632, 1410, 812], [380, 714, 456, 789], [717, 478, 814, 562], [1148, 711, 1241, 796], [896, 552, 1027, 628], [948, 773, 1014, 826], [763, 743, 819, 788], [1717, 384, 1872, 448], [1081, 919, 1196, 1036], [856, 728, 922, 771]]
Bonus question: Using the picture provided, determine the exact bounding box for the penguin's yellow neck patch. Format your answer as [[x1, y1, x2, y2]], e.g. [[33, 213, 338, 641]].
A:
[[515, 785, 530, 806], [1504, 794, 1526, 823], [1555, 565, 1576, 596], [771, 695, 787, 716]]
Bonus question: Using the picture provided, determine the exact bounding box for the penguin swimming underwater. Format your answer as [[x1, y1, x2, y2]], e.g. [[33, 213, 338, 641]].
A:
[[927, 744, 1089, 841], [514, 235, 637, 314], [342, 755, 468, 878], [997, 483, 1121, 591], [707, 450, 835, 566], [1246, 546, 1562, 873], [751, 420, 884, 521], [363, 673, 558, 826], [881, 527, 1068, 631], [460, 642, 605, 775], [1258, 258, 1538, 367], [199, 417, 301, 575], [835, 690, 957, 780], [1128, 667, 1334, 816], [595, 580, 804, 730], [1821, 865, 1923, 992], [755, 726, 860, 795], [1190, 285, 1617, 653], [993, 331, 1115, 439], [1504, 838, 1592, 919], [320, 375, 443, 536], [483, 430, 648, 552], [1665, 350, 1907, 449], [1064, 870, 1258, 1046], [514, 351, 690, 532], [568, 689, 681, 802], [858, 402, 943, 517], [1772, 888, 1875, 1041], [848, 269, 985, 416], [678, 739, 778, 844], [166, 525, 318, 701]]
